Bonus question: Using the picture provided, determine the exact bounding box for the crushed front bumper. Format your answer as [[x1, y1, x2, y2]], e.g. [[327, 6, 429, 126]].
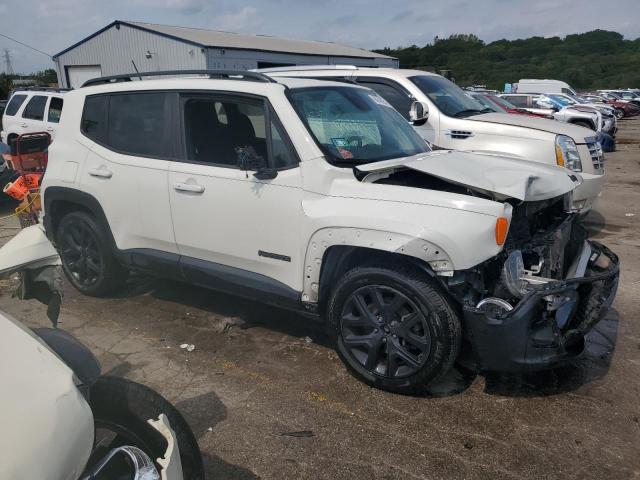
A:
[[462, 241, 619, 373]]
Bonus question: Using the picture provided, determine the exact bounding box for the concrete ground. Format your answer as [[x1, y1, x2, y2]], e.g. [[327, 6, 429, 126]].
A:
[[1, 119, 639, 480]]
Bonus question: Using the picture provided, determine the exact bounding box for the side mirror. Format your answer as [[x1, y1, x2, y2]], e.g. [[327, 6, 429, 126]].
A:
[[236, 146, 278, 180], [409, 101, 429, 124]]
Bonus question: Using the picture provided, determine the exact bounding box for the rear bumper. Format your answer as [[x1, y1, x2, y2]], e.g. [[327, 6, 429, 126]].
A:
[[462, 241, 619, 373]]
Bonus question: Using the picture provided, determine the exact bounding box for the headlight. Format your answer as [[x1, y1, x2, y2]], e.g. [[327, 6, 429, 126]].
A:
[[555, 135, 582, 172]]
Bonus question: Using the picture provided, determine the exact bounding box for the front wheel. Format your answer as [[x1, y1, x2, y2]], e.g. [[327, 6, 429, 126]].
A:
[[614, 108, 624, 119], [86, 376, 205, 480], [327, 265, 461, 395]]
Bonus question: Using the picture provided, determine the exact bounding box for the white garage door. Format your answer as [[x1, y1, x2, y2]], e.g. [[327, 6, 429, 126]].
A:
[[66, 65, 102, 89]]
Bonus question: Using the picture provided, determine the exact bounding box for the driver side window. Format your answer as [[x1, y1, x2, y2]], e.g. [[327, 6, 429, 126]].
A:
[[182, 94, 298, 169], [357, 80, 413, 120]]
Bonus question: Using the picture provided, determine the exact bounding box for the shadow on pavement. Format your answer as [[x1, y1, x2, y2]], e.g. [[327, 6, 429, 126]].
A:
[[175, 391, 259, 479], [107, 273, 620, 400]]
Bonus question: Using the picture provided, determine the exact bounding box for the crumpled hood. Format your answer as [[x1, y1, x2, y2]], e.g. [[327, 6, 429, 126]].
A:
[[356, 150, 582, 202], [468, 112, 595, 141]]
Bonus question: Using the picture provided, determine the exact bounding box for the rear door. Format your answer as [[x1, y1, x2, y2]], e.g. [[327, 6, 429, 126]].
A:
[[20, 95, 48, 134], [44, 97, 64, 139], [78, 92, 178, 267], [168, 91, 303, 297]]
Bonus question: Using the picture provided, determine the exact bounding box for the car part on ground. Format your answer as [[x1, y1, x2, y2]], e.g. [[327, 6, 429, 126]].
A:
[[0, 308, 203, 479]]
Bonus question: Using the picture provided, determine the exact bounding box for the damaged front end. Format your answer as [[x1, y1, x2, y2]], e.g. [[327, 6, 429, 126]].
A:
[[447, 195, 620, 372]]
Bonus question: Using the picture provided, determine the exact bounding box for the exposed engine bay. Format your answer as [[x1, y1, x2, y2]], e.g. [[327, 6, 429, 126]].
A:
[[444, 193, 619, 371]]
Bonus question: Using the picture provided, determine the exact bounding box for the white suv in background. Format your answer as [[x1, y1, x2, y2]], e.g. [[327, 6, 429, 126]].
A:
[[38, 70, 618, 394], [260, 66, 606, 213], [1, 89, 66, 145]]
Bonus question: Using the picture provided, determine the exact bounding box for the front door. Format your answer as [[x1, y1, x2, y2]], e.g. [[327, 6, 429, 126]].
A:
[[168, 92, 304, 297]]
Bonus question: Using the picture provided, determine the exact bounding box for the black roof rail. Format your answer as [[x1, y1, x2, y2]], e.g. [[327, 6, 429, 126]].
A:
[[10, 87, 72, 93], [81, 70, 278, 87]]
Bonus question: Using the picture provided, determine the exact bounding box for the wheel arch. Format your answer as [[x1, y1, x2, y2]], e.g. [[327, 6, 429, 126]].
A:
[[304, 227, 454, 310], [43, 186, 116, 249]]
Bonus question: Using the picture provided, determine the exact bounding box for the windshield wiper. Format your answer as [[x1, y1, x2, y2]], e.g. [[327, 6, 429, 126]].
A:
[[453, 108, 492, 118]]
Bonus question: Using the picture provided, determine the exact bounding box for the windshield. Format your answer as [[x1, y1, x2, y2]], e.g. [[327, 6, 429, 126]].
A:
[[287, 86, 429, 165], [470, 94, 502, 112], [546, 94, 574, 107], [409, 75, 492, 118]]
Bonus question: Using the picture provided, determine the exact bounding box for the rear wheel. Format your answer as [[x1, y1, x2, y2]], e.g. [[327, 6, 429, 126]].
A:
[[614, 108, 625, 119], [327, 265, 461, 394], [56, 210, 127, 296]]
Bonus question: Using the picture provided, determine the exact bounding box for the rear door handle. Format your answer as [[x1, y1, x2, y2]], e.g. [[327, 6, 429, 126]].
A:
[[88, 168, 113, 179], [46, 127, 55, 132], [20, 123, 28, 128], [173, 182, 205, 194]]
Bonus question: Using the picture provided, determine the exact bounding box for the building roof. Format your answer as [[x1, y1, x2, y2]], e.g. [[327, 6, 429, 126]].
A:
[[54, 20, 395, 60]]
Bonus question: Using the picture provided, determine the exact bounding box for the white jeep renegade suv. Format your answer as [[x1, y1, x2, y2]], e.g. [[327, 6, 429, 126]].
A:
[[40, 71, 619, 394]]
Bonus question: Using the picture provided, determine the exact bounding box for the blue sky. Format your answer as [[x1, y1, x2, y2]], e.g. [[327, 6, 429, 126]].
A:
[[1, 0, 639, 73]]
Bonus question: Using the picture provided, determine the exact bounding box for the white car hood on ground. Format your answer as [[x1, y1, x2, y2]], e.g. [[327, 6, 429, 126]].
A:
[[356, 150, 581, 202], [469, 112, 595, 141]]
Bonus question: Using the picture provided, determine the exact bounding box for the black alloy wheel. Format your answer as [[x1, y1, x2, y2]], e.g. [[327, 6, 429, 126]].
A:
[[56, 211, 128, 296], [328, 265, 461, 394], [58, 220, 102, 288], [340, 285, 431, 378]]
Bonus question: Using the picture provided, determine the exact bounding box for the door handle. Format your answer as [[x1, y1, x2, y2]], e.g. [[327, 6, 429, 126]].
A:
[[173, 182, 205, 194], [46, 127, 54, 132], [88, 168, 113, 179], [20, 123, 28, 128]]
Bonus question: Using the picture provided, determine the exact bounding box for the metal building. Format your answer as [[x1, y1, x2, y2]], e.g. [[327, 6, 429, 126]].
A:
[[53, 20, 398, 88]]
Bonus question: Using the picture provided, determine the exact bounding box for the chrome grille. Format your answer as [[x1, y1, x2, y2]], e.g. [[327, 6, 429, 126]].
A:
[[587, 141, 604, 172]]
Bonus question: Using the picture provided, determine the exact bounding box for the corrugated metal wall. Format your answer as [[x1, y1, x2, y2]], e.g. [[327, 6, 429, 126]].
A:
[[55, 23, 398, 87], [54, 24, 207, 87], [205, 48, 398, 70]]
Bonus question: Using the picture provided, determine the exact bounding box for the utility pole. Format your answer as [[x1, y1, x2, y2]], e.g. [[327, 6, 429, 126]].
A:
[[3, 49, 14, 75]]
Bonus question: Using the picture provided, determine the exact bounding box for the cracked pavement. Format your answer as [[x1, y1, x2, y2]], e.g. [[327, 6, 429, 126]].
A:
[[0, 120, 639, 479]]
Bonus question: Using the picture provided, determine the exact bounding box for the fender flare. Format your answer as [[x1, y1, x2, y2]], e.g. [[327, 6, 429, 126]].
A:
[[42, 186, 116, 249], [302, 227, 453, 303]]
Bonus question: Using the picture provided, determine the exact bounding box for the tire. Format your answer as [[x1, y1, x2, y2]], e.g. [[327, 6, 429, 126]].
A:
[[614, 108, 625, 119], [88, 376, 205, 480], [56, 210, 127, 296], [327, 265, 461, 395]]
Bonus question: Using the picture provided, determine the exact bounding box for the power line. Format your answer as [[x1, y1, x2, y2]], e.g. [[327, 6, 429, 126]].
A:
[[0, 32, 52, 59]]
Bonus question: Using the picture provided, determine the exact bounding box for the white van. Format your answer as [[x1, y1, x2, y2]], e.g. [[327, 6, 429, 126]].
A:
[[260, 66, 604, 213], [516, 79, 577, 95]]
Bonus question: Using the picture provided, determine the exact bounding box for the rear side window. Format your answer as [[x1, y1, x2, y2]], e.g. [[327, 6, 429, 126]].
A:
[[48, 97, 64, 123], [81, 95, 108, 143], [5, 94, 27, 116], [22, 95, 48, 120], [503, 95, 528, 108], [107, 93, 170, 158]]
